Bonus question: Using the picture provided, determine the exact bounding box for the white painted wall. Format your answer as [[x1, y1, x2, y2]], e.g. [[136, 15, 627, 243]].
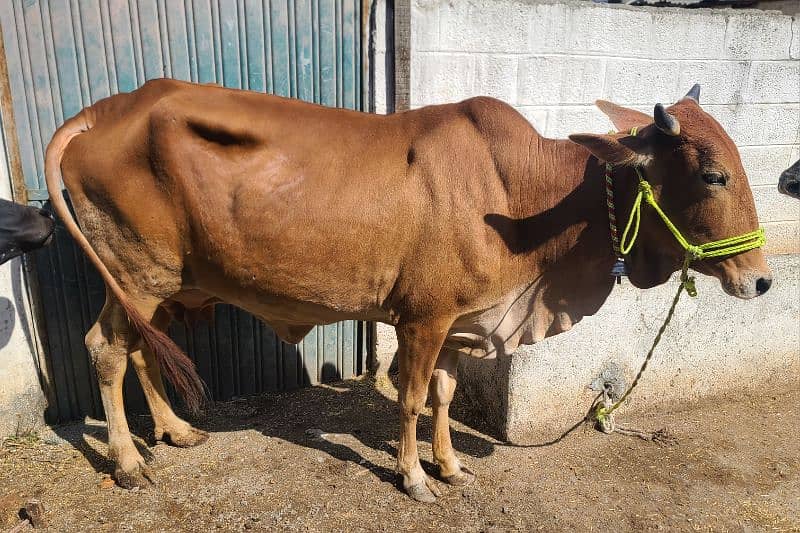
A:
[[0, 119, 46, 436], [373, 0, 800, 440]]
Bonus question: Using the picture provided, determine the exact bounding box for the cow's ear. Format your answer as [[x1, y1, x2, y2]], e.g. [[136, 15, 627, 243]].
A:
[[568, 133, 648, 166], [595, 100, 652, 132]]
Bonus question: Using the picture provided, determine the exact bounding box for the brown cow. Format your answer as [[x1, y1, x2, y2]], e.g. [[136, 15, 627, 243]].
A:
[[44, 79, 770, 501]]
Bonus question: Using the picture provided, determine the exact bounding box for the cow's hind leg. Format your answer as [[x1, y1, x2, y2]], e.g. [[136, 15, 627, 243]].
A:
[[86, 298, 153, 489], [430, 349, 475, 486], [128, 307, 208, 447], [396, 319, 451, 503]]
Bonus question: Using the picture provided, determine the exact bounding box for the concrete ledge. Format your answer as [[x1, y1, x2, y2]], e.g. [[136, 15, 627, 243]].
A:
[[0, 260, 46, 437], [459, 254, 800, 442]]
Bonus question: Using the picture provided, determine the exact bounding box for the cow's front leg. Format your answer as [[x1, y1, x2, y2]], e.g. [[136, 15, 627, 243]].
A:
[[430, 349, 475, 486], [86, 299, 153, 489], [396, 319, 451, 502]]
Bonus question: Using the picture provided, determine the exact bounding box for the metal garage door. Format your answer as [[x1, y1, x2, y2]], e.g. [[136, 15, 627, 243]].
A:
[[0, 0, 368, 422]]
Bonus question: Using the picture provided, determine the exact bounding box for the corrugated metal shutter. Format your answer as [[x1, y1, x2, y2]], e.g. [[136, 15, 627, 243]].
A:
[[0, 0, 368, 422]]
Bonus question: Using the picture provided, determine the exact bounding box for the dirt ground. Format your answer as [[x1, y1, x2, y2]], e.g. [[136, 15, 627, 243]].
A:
[[1, 377, 798, 532]]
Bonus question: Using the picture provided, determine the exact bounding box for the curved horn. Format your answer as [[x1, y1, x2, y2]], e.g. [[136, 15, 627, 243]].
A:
[[654, 103, 680, 136], [684, 83, 701, 103]]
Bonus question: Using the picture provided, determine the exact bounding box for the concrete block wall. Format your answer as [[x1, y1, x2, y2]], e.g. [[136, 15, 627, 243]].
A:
[[0, 122, 47, 436], [373, 0, 800, 440]]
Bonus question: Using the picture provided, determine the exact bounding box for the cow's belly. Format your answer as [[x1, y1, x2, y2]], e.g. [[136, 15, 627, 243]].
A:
[[187, 270, 393, 326]]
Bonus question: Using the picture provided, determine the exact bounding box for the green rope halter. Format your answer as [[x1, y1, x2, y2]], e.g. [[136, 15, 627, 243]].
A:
[[593, 133, 766, 429], [618, 167, 765, 297]]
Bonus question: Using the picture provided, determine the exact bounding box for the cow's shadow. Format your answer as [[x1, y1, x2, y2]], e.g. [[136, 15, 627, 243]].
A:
[[197, 372, 498, 485], [51, 368, 499, 488]]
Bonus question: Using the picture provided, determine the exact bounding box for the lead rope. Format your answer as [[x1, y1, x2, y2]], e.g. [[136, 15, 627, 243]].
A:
[[593, 126, 765, 436], [593, 252, 692, 434], [605, 127, 636, 283]]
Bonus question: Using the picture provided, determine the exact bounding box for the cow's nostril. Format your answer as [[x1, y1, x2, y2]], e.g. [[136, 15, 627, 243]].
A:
[[756, 277, 772, 295]]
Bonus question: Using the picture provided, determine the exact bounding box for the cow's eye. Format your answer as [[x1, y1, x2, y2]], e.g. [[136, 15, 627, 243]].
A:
[[702, 172, 727, 186]]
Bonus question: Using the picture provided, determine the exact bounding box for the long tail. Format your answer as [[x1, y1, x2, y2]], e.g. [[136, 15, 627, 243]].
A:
[[44, 108, 206, 412]]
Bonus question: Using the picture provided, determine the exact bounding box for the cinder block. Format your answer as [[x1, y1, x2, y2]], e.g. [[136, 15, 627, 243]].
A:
[[565, 4, 652, 58], [372, 323, 397, 377], [677, 61, 749, 105], [763, 221, 800, 255], [753, 185, 800, 224], [603, 59, 681, 105], [650, 11, 727, 59], [517, 56, 606, 106], [439, 0, 530, 53], [544, 106, 610, 139], [746, 61, 800, 104], [473, 55, 518, 103], [707, 104, 800, 146], [739, 145, 800, 187], [411, 0, 439, 52], [411, 53, 517, 105], [792, 17, 800, 59], [516, 106, 548, 133], [411, 53, 476, 106], [528, 3, 570, 54], [725, 12, 793, 60]]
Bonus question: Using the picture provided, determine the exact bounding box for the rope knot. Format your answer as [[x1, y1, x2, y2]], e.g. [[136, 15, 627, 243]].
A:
[[637, 180, 652, 196], [686, 245, 703, 260]]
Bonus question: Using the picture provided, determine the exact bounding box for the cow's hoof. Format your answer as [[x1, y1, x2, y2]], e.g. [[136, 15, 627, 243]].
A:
[[443, 465, 476, 487], [114, 461, 154, 490], [159, 424, 209, 448], [405, 476, 441, 503]]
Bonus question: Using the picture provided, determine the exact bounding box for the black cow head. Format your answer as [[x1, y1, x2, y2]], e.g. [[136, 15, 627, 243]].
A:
[[778, 159, 799, 200], [0, 198, 55, 265]]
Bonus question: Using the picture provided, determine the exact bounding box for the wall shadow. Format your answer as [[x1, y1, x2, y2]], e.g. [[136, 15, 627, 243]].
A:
[[0, 296, 14, 350]]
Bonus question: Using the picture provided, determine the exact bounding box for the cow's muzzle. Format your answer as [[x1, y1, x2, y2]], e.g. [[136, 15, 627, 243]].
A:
[[778, 160, 800, 199]]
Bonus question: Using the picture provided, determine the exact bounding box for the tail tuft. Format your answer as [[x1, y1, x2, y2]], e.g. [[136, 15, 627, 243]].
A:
[[121, 299, 207, 413]]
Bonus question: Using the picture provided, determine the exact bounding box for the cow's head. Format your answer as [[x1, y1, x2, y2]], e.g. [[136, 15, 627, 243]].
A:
[[778, 159, 799, 200], [0, 198, 55, 265], [570, 85, 771, 299]]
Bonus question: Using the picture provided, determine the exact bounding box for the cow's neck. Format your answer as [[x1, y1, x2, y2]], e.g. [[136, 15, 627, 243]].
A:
[[503, 133, 641, 333], [506, 134, 640, 273]]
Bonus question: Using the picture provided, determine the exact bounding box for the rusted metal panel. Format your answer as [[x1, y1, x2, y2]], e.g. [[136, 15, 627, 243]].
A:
[[0, 0, 367, 422]]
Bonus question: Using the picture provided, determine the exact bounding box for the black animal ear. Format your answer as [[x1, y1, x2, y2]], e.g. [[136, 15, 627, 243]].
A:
[[683, 83, 701, 103], [568, 132, 648, 166]]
